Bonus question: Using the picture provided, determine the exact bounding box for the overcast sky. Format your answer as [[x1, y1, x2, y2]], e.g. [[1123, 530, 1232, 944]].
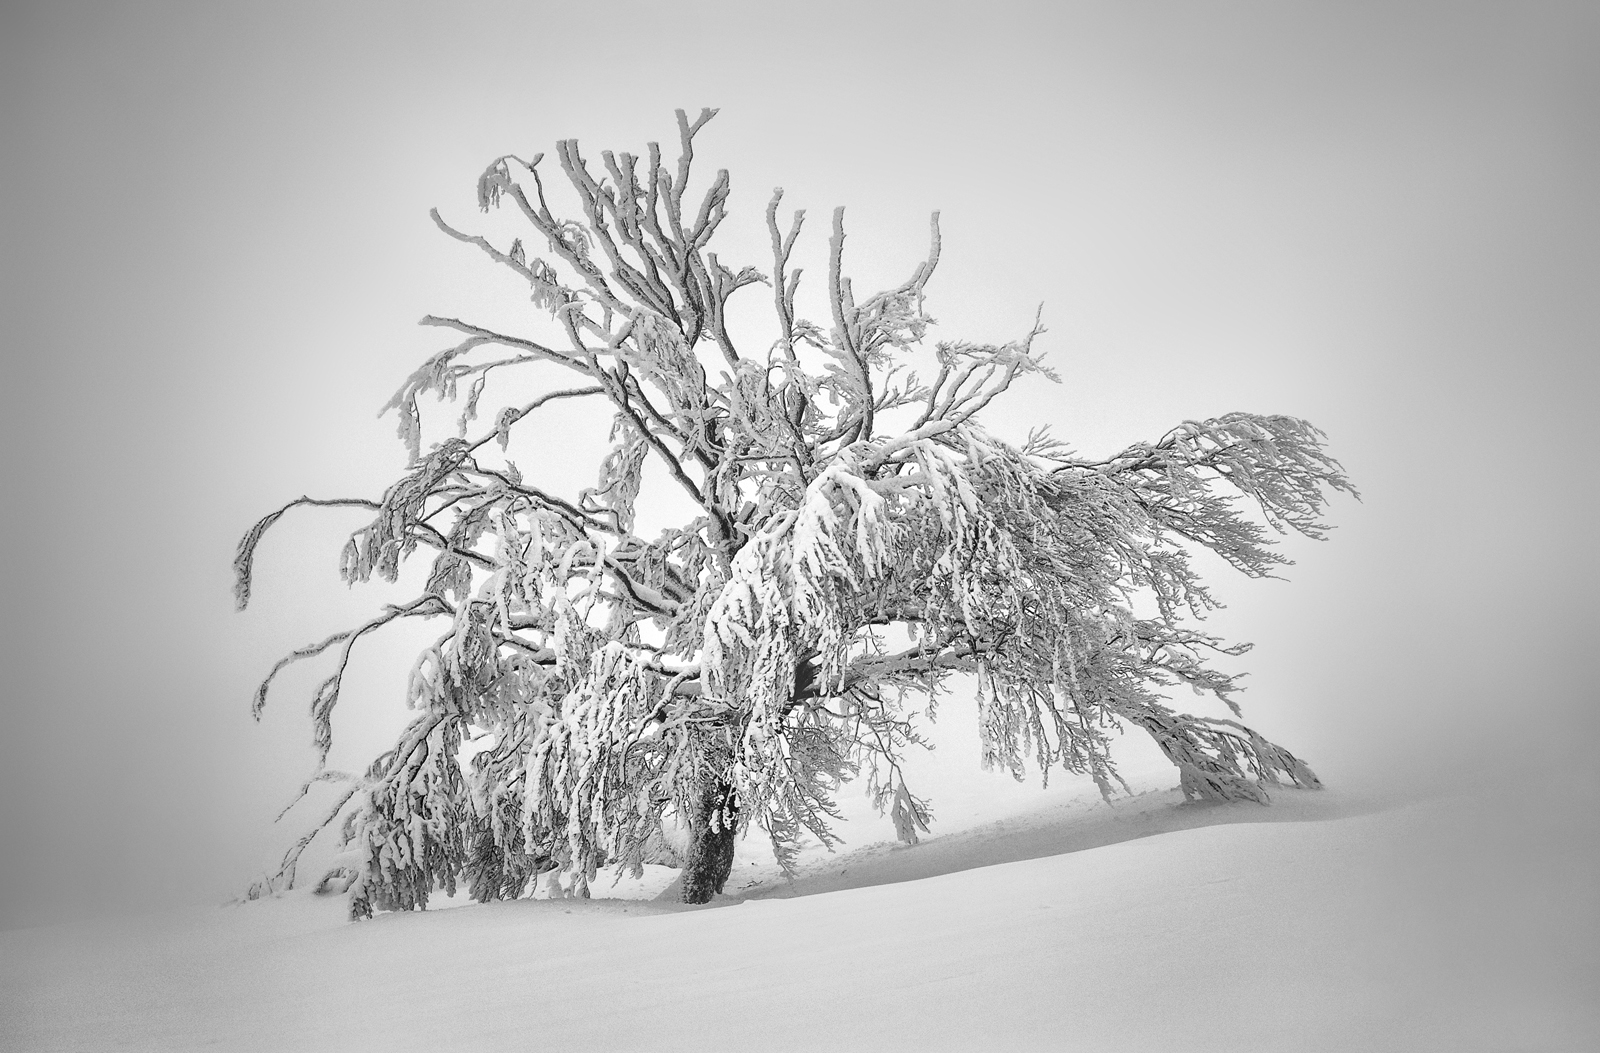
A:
[[2, 1, 1595, 929]]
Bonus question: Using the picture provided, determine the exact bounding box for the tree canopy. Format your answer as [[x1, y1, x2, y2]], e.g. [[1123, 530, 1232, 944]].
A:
[[236, 108, 1355, 915]]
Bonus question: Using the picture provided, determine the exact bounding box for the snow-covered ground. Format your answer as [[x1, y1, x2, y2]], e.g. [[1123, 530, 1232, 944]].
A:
[[5, 758, 1596, 1052]]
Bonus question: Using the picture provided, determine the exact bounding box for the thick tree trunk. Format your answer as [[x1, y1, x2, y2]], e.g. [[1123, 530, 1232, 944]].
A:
[[680, 780, 737, 904]]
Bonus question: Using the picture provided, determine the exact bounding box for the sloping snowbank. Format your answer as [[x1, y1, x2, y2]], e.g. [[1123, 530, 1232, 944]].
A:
[[5, 779, 1595, 1052]]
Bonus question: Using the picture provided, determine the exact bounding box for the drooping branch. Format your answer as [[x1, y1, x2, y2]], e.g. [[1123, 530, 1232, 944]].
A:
[[234, 496, 382, 611], [249, 595, 452, 722], [1068, 413, 1359, 577], [245, 780, 361, 902]]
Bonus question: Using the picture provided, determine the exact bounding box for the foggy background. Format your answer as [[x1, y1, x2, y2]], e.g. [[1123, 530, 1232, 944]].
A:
[[1, 1, 1595, 932]]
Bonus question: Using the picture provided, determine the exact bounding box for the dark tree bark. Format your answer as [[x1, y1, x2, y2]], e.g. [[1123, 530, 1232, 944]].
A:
[[680, 780, 737, 904]]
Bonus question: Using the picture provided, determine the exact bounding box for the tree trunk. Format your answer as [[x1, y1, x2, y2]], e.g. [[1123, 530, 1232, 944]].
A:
[[680, 780, 737, 904]]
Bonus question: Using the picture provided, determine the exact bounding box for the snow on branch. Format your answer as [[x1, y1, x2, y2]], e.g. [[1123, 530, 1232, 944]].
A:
[[233, 495, 380, 611], [238, 110, 1354, 915]]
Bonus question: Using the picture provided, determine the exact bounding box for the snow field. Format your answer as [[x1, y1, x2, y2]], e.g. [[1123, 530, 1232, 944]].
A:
[[5, 776, 1595, 1053]]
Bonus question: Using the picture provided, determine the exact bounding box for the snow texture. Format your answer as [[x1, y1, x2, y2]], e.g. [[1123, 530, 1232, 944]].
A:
[[5, 772, 1595, 1053]]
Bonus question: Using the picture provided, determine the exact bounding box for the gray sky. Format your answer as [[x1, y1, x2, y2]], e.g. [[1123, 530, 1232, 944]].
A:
[[2, 0, 1596, 929]]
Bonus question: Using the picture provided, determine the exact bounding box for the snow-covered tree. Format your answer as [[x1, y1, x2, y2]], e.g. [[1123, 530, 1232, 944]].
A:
[[236, 109, 1355, 915]]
